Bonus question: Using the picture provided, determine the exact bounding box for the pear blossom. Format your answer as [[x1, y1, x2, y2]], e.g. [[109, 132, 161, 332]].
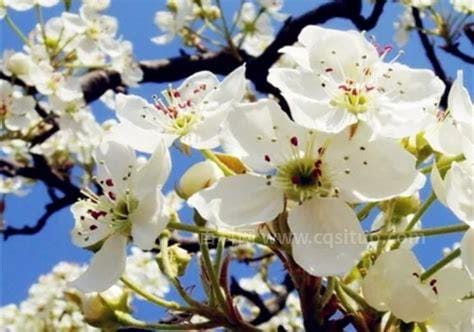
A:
[[32, 64, 83, 102], [0, 50, 38, 85], [109, 40, 143, 86], [402, 0, 437, 7], [362, 249, 472, 329], [32, 16, 79, 56], [6, 0, 59, 11], [189, 99, 424, 276], [268, 26, 445, 138], [257, 0, 288, 21], [432, 161, 474, 276], [451, 0, 474, 13], [70, 140, 170, 292], [425, 71, 473, 162], [393, 7, 415, 47], [110, 65, 246, 152], [0, 80, 37, 131], [152, 0, 193, 45], [235, 2, 274, 57], [82, 0, 110, 12], [62, 6, 118, 66]]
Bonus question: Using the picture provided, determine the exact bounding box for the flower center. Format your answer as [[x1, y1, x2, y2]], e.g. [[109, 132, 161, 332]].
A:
[[331, 84, 373, 114], [172, 113, 198, 136]]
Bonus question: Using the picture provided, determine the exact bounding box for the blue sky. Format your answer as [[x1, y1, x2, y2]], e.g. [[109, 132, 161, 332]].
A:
[[0, 0, 472, 323]]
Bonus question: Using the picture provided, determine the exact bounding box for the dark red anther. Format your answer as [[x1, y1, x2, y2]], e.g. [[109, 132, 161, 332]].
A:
[[186, 100, 192, 107], [291, 175, 300, 185], [314, 160, 322, 168], [264, 155, 271, 162], [429, 279, 437, 286], [432, 286, 438, 295], [173, 90, 181, 98], [338, 84, 351, 92], [89, 210, 107, 220], [325, 67, 334, 73], [290, 136, 298, 146], [351, 88, 358, 96], [105, 179, 114, 187], [312, 169, 322, 178], [366, 85, 375, 92], [108, 191, 117, 200], [412, 272, 420, 278], [317, 147, 325, 155]]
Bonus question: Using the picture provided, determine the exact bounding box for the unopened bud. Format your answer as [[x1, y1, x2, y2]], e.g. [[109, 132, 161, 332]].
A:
[[78, 286, 131, 329], [381, 195, 421, 218], [177, 160, 224, 199], [157, 245, 192, 278]]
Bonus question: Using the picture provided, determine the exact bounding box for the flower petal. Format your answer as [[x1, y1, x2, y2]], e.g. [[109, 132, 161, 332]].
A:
[[70, 234, 127, 293], [70, 201, 111, 248], [461, 228, 474, 277], [188, 174, 284, 227], [287, 197, 367, 276], [444, 161, 474, 224], [130, 189, 167, 250], [325, 125, 425, 202]]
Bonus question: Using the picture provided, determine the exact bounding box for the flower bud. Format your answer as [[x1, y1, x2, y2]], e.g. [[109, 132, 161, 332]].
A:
[[79, 286, 131, 329], [380, 195, 421, 218], [157, 245, 192, 278], [177, 160, 224, 199]]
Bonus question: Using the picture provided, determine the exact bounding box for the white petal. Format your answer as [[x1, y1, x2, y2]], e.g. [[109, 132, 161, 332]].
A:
[[188, 174, 284, 228], [287, 197, 367, 276], [70, 201, 111, 248], [433, 266, 472, 302], [325, 126, 425, 202], [227, 99, 311, 172], [268, 68, 326, 100], [444, 161, 474, 223], [388, 281, 436, 323], [362, 249, 425, 312], [424, 120, 465, 157], [449, 71, 473, 126], [130, 189, 167, 250], [431, 163, 447, 205], [116, 94, 158, 130], [70, 234, 127, 293], [94, 140, 136, 195], [461, 228, 474, 277], [177, 71, 219, 104], [132, 140, 170, 198], [278, 46, 310, 70], [206, 64, 246, 105], [180, 108, 228, 149]]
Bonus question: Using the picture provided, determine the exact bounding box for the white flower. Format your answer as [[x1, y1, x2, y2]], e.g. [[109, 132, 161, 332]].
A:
[[0, 176, 28, 195], [0, 50, 38, 85], [0, 0, 7, 20], [111, 65, 246, 152], [393, 7, 415, 47], [6, 0, 59, 11], [177, 160, 224, 199], [362, 249, 472, 329], [268, 26, 445, 138], [235, 2, 274, 57], [0, 80, 37, 131], [432, 160, 474, 277], [152, 0, 194, 45], [189, 99, 424, 276], [31, 64, 83, 102], [403, 0, 437, 8], [70, 140, 171, 292], [109, 40, 143, 86], [62, 6, 118, 66], [425, 71, 473, 162], [125, 247, 170, 299], [257, 0, 288, 21], [451, 0, 474, 13], [82, 0, 110, 12]]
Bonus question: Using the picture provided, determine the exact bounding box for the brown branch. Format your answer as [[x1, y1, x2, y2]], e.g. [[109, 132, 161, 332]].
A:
[[80, 0, 387, 106], [412, 7, 450, 108], [441, 43, 474, 64]]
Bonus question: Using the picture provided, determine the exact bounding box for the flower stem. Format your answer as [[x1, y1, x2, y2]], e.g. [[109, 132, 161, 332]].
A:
[[367, 223, 469, 241], [114, 310, 216, 330], [420, 248, 461, 281], [375, 201, 394, 256], [168, 220, 280, 249], [200, 149, 235, 176], [357, 202, 378, 221], [4, 15, 29, 45], [420, 154, 464, 174], [391, 192, 436, 249], [120, 276, 188, 311]]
